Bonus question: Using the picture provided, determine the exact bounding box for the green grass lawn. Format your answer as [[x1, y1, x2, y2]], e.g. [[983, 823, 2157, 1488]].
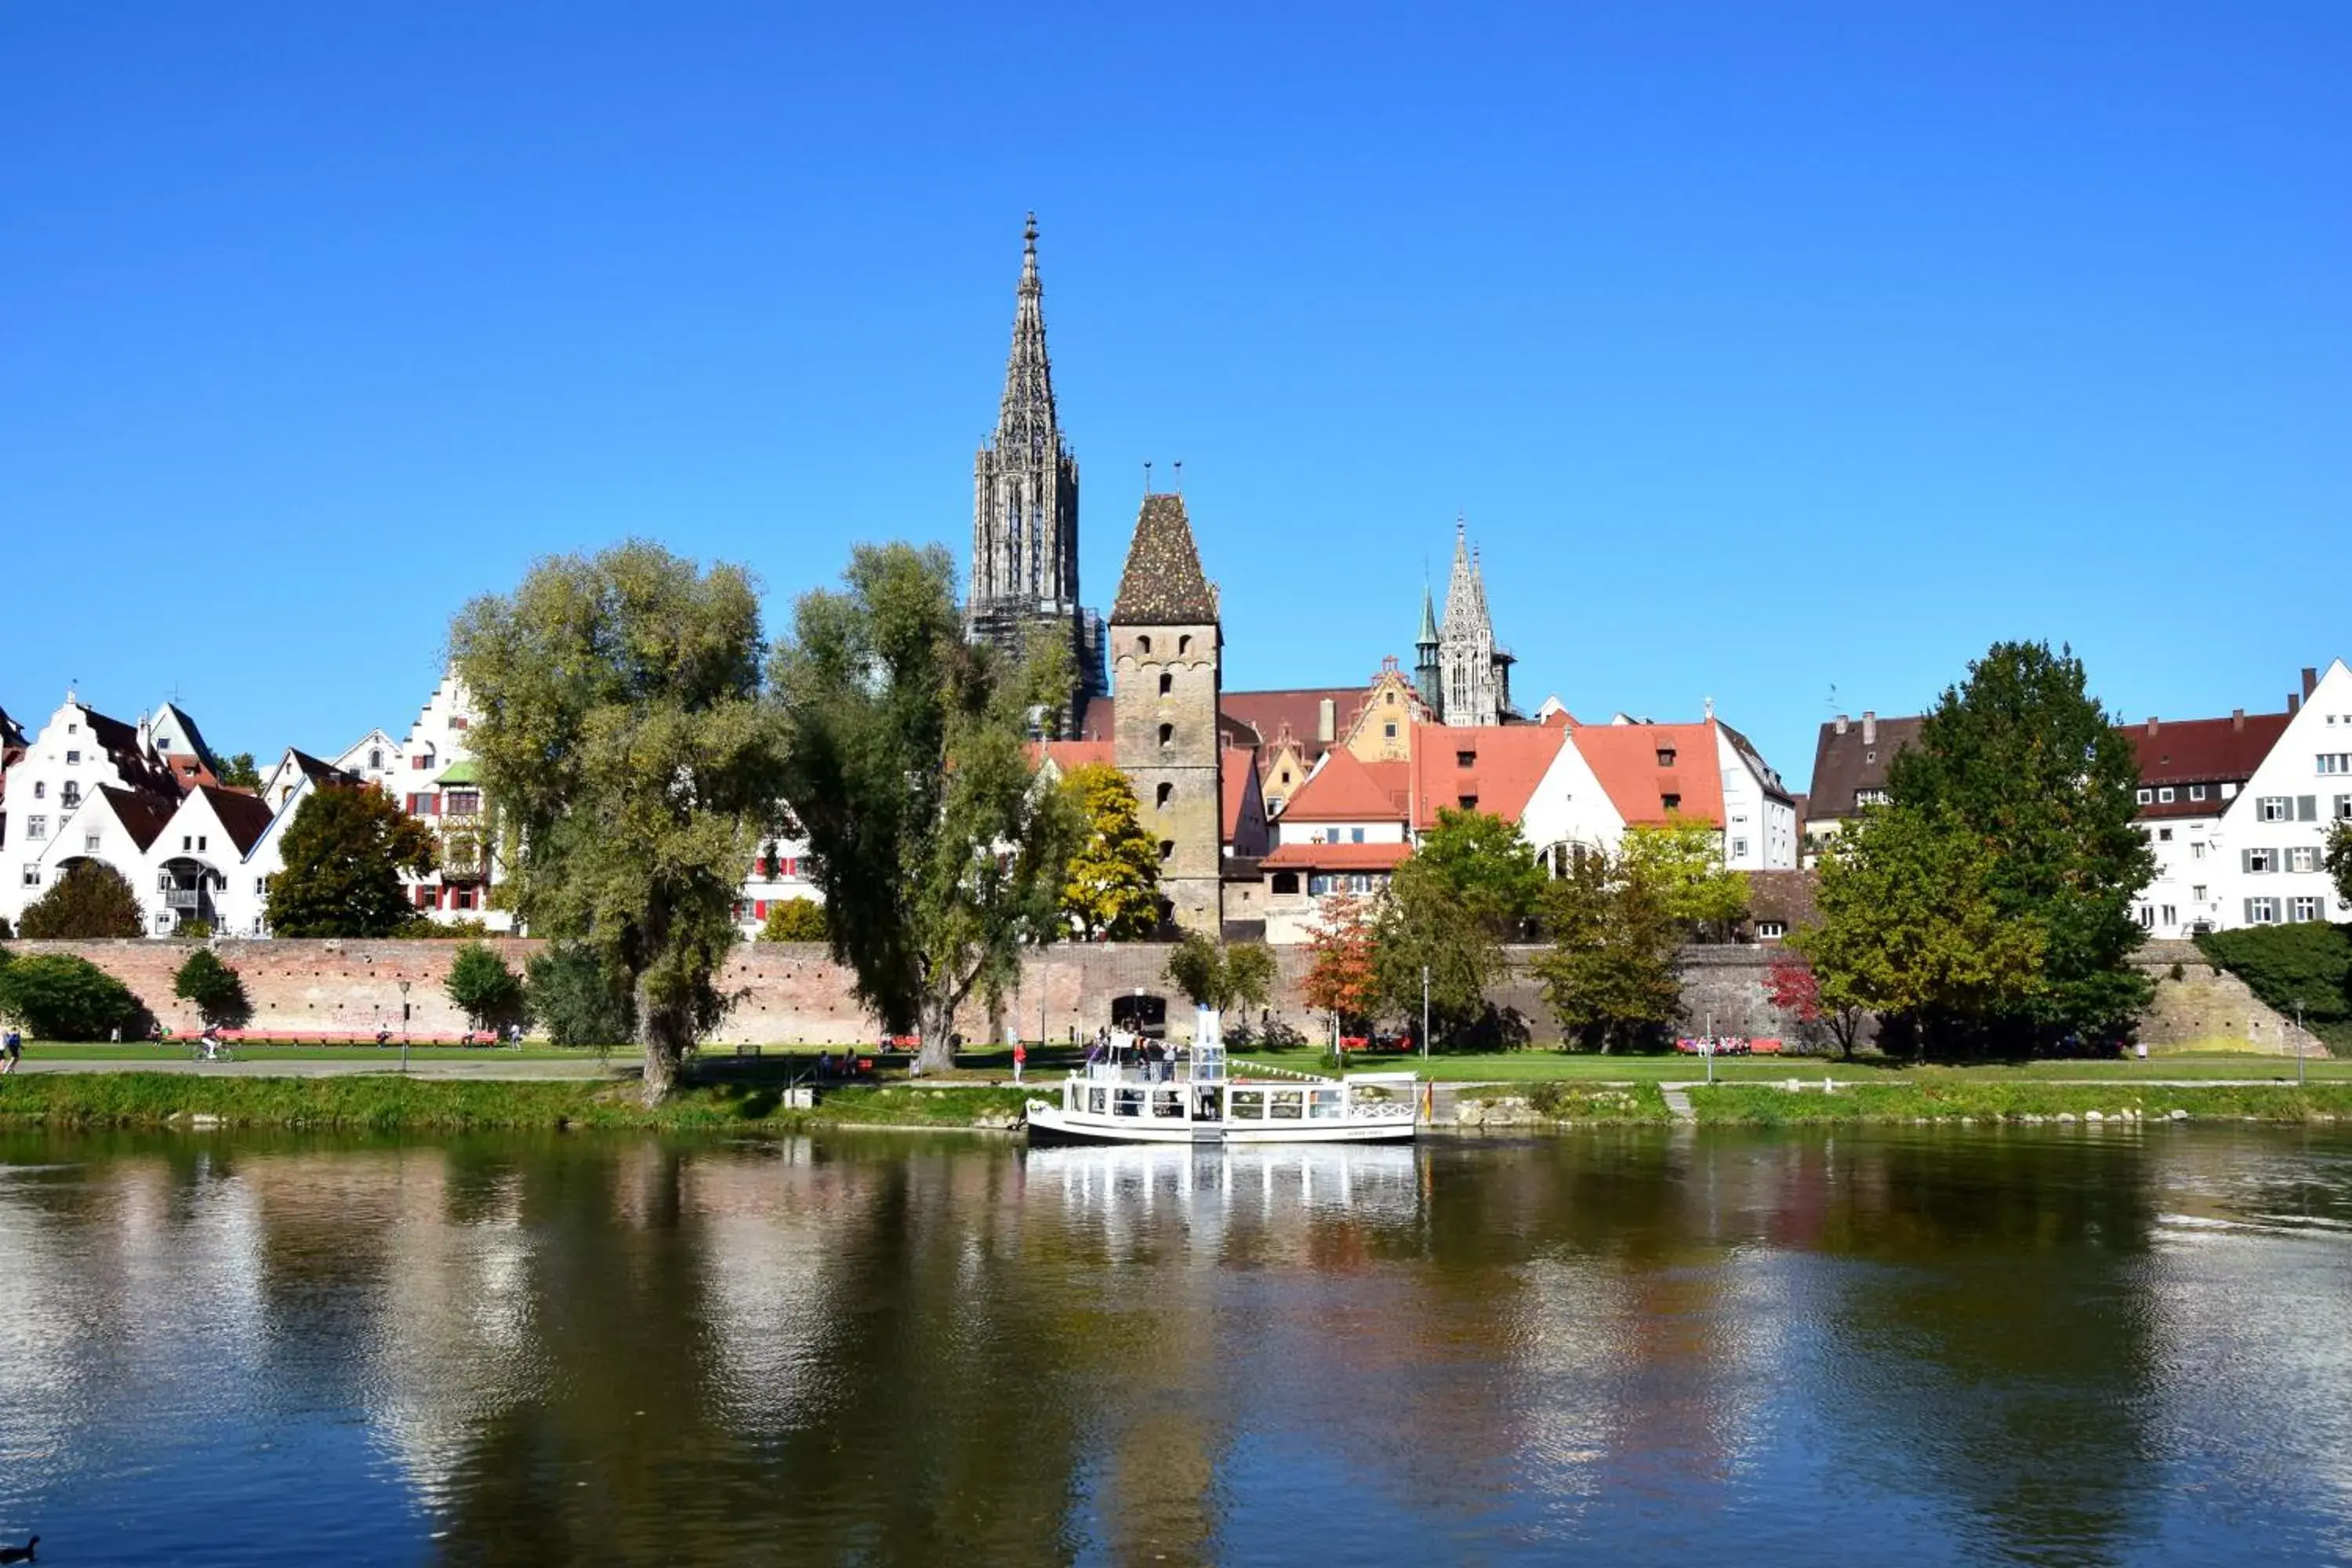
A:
[[23, 1041, 587, 1062], [1232, 1047, 2352, 1083]]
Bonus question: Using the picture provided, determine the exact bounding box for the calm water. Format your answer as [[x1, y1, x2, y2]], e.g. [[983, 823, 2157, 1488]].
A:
[[4, 1126, 2352, 1566]]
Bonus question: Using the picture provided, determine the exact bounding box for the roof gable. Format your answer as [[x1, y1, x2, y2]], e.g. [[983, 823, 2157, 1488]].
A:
[[1278, 749, 1410, 822], [93, 783, 176, 852], [1410, 723, 1565, 827], [1572, 722, 1727, 828]]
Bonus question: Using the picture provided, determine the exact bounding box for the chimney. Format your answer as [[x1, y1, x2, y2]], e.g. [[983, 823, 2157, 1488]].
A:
[[2146, 717, 2159, 736], [2288, 693, 2300, 716], [137, 713, 151, 755], [1861, 711, 1878, 746], [2232, 708, 2245, 732], [1316, 699, 1336, 744], [1834, 714, 1849, 735], [2304, 666, 2320, 699]]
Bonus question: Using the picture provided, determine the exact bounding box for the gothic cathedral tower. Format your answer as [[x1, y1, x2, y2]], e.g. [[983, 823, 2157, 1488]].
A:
[[1111, 493, 1223, 937], [1436, 519, 1513, 725], [967, 215, 1105, 720]]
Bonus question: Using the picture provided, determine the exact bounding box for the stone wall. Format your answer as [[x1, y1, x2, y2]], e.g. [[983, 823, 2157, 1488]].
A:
[[5, 935, 2304, 1053]]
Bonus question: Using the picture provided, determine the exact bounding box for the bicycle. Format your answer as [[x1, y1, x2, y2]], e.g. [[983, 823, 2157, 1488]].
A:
[[188, 1034, 238, 1063]]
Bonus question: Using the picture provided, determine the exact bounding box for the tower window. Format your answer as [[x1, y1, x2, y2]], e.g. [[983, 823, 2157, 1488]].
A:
[[1159, 723, 1174, 750], [1661, 793, 1682, 812], [1156, 782, 1173, 808], [1457, 750, 1475, 768], [1159, 840, 1175, 862], [1138, 635, 1152, 655], [1159, 673, 1173, 696], [1178, 634, 1192, 655]]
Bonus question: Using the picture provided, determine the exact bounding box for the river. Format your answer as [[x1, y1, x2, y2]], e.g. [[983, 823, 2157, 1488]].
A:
[[2, 1125, 2350, 1565]]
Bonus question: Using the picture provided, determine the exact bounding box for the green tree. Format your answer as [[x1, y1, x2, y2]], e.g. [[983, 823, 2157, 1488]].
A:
[[1408, 807, 1546, 936], [217, 752, 263, 789], [1795, 804, 2045, 1057], [1374, 855, 1508, 1048], [772, 543, 1082, 1076], [1058, 763, 1160, 939], [445, 941, 525, 1032], [451, 541, 790, 1100], [172, 948, 249, 1028], [1534, 848, 1682, 1051], [2194, 923, 2352, 1044], [1887, 640, 2154, 1046], [0, 953, 143, 1040], [525, 942, 637, 1049], [2325, 821, 2352, 908], [1163, 932, 1277, 1016], [759, 899, 830, 942], [1619, 813, 1751, 941], [19, 861, 145, 939], [0, 915, 11, 939], [266, 784, 437, 938]]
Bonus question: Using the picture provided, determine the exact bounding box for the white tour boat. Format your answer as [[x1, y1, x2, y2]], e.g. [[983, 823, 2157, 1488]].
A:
[[1024, 1008, 1419, 1145]]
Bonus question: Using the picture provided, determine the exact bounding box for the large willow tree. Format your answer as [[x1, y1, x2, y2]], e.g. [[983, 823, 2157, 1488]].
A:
[[450, 542, 789, 1101], [772, 543, 1079, 1075]]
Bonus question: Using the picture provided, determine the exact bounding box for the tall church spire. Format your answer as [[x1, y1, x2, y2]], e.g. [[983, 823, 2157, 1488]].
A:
[[1414, 580, 1442, 713], [1438, 517, 1508, 727], [969, 214, 1098, 713]]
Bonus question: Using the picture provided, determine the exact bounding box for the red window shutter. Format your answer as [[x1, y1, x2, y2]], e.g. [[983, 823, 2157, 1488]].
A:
[[755, 901, 768, 919]]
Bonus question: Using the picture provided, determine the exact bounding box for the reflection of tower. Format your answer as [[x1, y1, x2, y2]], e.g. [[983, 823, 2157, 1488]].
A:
[[966, 214, 1105, 721], [1436, 519, 1514, 725], [1111, 492, 1222, 936]]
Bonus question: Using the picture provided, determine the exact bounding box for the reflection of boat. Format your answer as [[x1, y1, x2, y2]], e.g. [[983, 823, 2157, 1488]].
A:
[[1025, 1009, 1417, 1145], [1024, 1142, 1424, 1219]]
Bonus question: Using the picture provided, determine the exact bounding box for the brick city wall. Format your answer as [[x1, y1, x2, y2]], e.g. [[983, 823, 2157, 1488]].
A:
[[7, 935, 2299, 1051]]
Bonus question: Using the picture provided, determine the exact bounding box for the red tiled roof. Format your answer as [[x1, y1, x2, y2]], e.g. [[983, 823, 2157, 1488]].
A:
[[1573, 721, 1726, 828], [1028, 739, 1115, 774], [1261, 840, 1412, 871], [1219, 688, 1363, 752], [2122, 713, 2289, 783], [1221, 752, 1260, 841], [1277, 750, 1410, 822], [96, 784, 176, 853], [1410, 723, 1566, 828]]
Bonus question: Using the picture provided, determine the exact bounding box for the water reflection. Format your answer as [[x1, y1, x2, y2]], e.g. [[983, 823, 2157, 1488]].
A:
[[4, 1128, 2352, 1564]]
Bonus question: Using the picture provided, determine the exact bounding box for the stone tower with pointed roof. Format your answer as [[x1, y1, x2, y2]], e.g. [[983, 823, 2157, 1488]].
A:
[[1435, 520, 1514, 726], [1111, 492, 1223, 936], [1414, 583, 1442, 713], [967, 215, 1105, 723]]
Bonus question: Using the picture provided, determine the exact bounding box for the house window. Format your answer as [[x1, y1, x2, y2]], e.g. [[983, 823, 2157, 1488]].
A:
[[445, 789, 481, 817], [1755, 920, 1785, 940], [84, 833, 100, 853], [2337, 795, 2352, 821], [1350, 828, 1366, 844], [20, 866, 37, 887], [65, 750, 81, 764], [2320, 754, 2350, 774], [2192, 884, 2209, 902], [2136, 906, 2154, 929], [1856, 789, 1889, 808], [2158, 786, 2174, 803], [368, 749, 383, 769], [2245, 848, 2276, 873], [255, 877, 267, 895], [59, 782, 79, 808], [1458, 794, 1478, 810], [1384, 723, 1396, 739], [1457, 751, 1475, 768], [1657, 748, 1676, 768], [2161, 905, 2176, 926], [31, 782, 42, 799], [1730, 837, 1749, 858], [198, 836, 206, 852], [2288, 847, 2319, 873], [2189, 784, 2207, 801], [2136, 788, 2153, 804], [2191, 840, 2205, 858], [1661, 793, 1681, 812], [449, 717, 469, 731], [1272, 872, 1298, 895], [2246, 897, 2279, 924], [26, 816, 45, 840], [2259, 797, 2291, 822], [1156, 782, 1173, 809], [182, 836, 192, 852], [2292, 896, 2324, 923], [453, 887, 474, 909], [1158, 724, 1174, 750], [2158, 827, 2173, 841]]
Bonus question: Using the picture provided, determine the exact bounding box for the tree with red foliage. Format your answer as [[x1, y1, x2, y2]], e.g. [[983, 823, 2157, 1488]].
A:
[[1763, 953, 1866, 1058], [1302, 890, 1381, 1030]]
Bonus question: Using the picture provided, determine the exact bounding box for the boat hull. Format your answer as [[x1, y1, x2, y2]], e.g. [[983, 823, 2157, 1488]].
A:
[[1025, 1102, 1416, 1145]]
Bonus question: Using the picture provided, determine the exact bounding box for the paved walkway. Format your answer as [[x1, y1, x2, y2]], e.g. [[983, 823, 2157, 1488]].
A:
[[14, 1057, 625, 1081]]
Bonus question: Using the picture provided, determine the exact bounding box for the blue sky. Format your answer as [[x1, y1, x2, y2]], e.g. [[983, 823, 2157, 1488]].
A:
[[4, 2, 2346, 785]]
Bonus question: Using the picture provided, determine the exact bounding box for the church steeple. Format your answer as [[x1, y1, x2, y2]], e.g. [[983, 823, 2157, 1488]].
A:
[[969, 214, 1098, 713], [1414, 581, 1442, 713], [1438, 517, 1509, 727]]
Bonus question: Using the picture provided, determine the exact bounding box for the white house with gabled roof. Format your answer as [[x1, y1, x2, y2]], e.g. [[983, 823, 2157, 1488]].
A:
[[2206, 660, 2352, 931]]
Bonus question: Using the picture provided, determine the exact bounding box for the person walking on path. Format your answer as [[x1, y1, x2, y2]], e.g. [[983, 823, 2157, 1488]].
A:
[[1012, 1039, 1027, 1084], [2, 1026, 20, 1076]]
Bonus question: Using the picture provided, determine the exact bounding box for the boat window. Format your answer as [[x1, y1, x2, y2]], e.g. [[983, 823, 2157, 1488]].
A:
[[1310, 1090, 1344, 1120], [1230, 1090, 1265, 1120], [1153, 1091, 1185, 1119], [1114, 1089, 1144, 1117], [1088, 1088, 1106, 1115], [1269, 1091, 1304, 1120]]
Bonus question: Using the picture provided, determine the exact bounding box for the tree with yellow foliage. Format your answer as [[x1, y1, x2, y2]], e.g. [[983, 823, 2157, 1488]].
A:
[[1058, 763, 1160, 940]]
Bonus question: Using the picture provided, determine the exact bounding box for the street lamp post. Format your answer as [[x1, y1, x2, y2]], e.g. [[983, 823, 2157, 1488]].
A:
[[2296, 997, 2306, 1089], [1421, 964, 1430, 1062], [397, 979, 412, 1076]]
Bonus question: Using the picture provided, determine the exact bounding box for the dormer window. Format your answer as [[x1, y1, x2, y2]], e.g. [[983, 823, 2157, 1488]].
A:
[[1657, 748, 1676, 768], [1456, 750, 1475, 768], [1661, 793, 1682, 812]]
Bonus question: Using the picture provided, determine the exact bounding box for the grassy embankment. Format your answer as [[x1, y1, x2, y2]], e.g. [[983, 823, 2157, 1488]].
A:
[[1240, 1048, 2352, 1084], [1687, 1080, 2352, 1124], [0, 1073, 1038, 1133]]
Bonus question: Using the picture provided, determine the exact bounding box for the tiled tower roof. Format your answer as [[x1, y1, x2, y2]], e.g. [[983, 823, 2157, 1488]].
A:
[[1112, 494, 1218, 625]]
